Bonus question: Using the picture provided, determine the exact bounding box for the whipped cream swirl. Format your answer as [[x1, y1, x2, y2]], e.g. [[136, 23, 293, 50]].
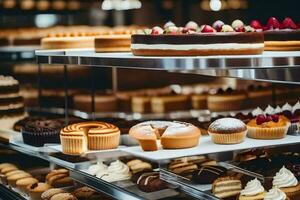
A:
[[292, 101, 300, 113], [273, 166, 298, 188], [252, 107, 264, 116], [264, 105, 275, 115], [274, 106, 282, 114], [241, 178, 264, 196], [282, 103, 292, 111], [100, 160, 131, 182], [264, 188, 286, 200], [88, 162, 108, 176]]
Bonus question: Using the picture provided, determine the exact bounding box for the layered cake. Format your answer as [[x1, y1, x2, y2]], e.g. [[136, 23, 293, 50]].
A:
[[131, 20, 264, 56], [0, 76, 26, 131], [251, 17, 300, 51], [95, 34, 132, 52]]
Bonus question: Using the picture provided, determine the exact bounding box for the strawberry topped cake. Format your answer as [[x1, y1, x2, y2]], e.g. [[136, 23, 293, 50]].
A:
[[131, 20, 264, 56], [250, 17, 300, 51]]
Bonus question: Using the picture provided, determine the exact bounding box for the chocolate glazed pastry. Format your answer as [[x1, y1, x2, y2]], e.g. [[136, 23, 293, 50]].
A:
[[191, 165, 227, 184], [136, 171, 168, 193], [21, 119, 64, 147]]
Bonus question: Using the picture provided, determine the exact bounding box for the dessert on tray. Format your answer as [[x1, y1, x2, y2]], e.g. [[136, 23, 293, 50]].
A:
[[60, 121, 121, 155], [250, 17, 300, 51], [212, 176, 242, 199], [129, 121, 201, 151], [208, 118, 247, 144], [238, 178, 266, 200], [131, 20, 264, 56]]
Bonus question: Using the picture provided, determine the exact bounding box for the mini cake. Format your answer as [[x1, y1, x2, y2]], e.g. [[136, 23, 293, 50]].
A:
[[41, 188, 66, 200], [251, 17, 300, 51], [135, 171, 168, 193], [72, 186, 104, 200], [212, 176, 242, 199], [191, 165, 227, 184], [207, 88, 247, 112], [126, 159, 152, 174], [95, 34, 132, 52], [272, 166, 300, 200], [46, 169, 74, 188], [264, 188, 290, 200], [247, 114, 290, 139], [131, 96, 151, 113], [132, 20, 264, 56], [27, 182, 52, 200], [16, 177, 39, 194], [22, 119, 64, 147], [129, 121, 201, 151], [150, 95, 190, 113], [168, 160, 198, 179], [239, 178, 265, 200], [73, 93, 118, 112], [7, 172, 32, 187], [208, 118, 247, 144], [60, 121, 120, 155]]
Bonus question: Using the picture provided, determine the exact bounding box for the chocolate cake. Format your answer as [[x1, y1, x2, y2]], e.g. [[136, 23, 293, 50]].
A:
[[136, 171, 168, 193], [21, 119, 64, 147], [191, 165, 227, 184]]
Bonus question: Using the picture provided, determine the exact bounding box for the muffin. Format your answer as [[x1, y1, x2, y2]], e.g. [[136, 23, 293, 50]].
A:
[[207, 88, 247, 112], [247, 114, 290, 139], [41, 188, 65, 200], [208, 118, 247, 144], [7, 172, 32, 187], [1, 165, 18, 174], [27, 182, 52, 200], [272, 166, 300, 200], [0, 163, 17, 171], [22, 119, 64, 147], [16, 177, 39, 194], [239, 178, 265, 200]]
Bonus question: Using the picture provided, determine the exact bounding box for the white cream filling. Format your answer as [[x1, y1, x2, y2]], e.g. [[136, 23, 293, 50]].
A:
[[131, 43, 264, 50]]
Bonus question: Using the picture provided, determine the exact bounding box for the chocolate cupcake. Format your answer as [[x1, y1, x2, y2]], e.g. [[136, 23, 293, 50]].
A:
[[22, 119, 64, 147]]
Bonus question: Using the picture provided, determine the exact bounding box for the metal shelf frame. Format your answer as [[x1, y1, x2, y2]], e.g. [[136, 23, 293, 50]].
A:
[[35, 49, 300, 84]]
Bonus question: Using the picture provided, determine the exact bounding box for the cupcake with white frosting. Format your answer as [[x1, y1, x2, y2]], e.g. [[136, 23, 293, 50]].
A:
[[264, 188, 289, 200], [100, 160, 131, 182], [239, 178, 265, 200], [252, 107, 264, 117], [87, 162, 108, 176], [272, 166, 300, 200]]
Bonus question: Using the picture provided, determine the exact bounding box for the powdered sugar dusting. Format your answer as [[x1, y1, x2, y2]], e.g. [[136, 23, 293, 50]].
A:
[[209, 118, 246, 132]]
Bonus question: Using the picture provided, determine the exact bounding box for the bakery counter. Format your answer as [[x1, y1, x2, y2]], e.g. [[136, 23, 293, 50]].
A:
[[35, 50, 300, 84], [0, 46, 38, 62]]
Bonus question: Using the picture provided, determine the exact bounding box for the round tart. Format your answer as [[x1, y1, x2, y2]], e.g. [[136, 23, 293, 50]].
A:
[[208, 118, 247, 144], [129, 121, 201, 151], [41, 36, 95, 50], [60, 121, 120, 155], [247, 114, 289, 139]]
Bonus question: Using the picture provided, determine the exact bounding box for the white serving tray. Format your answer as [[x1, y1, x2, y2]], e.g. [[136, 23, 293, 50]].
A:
[[122, 135, 300, 161]]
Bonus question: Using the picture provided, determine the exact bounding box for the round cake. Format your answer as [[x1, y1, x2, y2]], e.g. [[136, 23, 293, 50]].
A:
[[131, 20, 264, 56], [41, 36, 95, 49], [129, 121, 201, 151], [250, 17, 300, 51]]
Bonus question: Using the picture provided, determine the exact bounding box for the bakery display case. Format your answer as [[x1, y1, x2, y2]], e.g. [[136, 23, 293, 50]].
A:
[[1, 1, 300, 200]]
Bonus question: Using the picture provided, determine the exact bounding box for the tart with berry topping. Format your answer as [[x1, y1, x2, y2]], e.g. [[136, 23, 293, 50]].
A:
[[247, 114, 290, 139], [251, 17, 300, 51], [131, 20, 264, 56]]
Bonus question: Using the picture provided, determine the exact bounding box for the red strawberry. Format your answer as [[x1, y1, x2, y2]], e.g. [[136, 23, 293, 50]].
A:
[[281, 17, 297, 29], [235, 27, 245, 32], [201, 25, 215, 33], [266, 115, 273, 122], [250, 20, 263, 29], [271, 114, 279, 122], [151, 26, 164, 35], [266, 17, 281, 30], [256, 114, 266, 125]]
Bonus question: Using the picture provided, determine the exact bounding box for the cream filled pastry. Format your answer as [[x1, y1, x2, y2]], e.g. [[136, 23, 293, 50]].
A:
[[264, 188, 287, 200], [264, 105, 275, 115], [241, 178, 265, 196], [273, 166, 298, 188], [252, 107, 264, 117], [99, 160, 131, 182]]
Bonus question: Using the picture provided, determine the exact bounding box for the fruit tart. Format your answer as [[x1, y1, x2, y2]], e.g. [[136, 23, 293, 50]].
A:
[[247, 114, 290, 139]]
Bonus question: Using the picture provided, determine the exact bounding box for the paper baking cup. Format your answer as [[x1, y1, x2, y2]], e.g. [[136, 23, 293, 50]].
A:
[[87, 132, 120, 150], [280, 184, 300, 200], [60, 135, 86, 155], [208, 131, 247, 144], [247, 125, 288, 139], [22, 130, 60, 147]]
